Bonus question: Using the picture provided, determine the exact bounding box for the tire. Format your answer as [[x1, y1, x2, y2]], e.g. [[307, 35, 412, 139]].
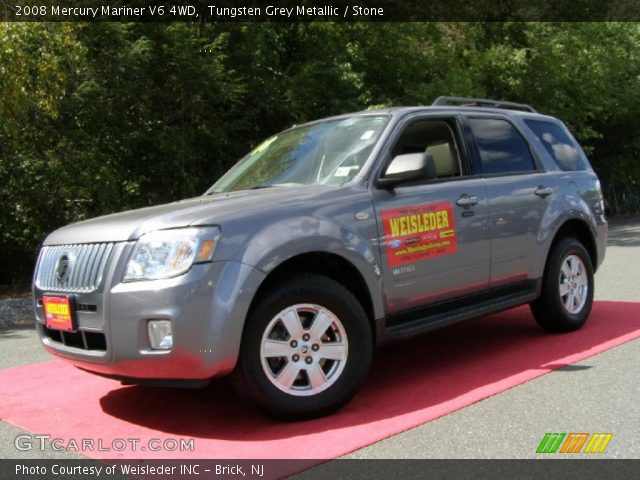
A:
[[231, 274, 373, 420], [530, 237, 594, 332]]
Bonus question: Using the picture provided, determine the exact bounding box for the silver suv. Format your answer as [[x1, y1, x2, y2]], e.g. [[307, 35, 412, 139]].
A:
[[33, 97, 607, 419]]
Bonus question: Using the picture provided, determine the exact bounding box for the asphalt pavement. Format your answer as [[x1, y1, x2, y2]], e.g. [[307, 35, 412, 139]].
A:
[[1, 216, 639, 462]]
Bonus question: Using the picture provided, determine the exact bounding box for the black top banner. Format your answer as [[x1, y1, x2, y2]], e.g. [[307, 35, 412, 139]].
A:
[[3, 0, 640, 22]]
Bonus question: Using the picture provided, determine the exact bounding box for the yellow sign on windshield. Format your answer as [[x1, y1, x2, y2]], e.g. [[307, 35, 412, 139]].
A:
[[251, 136, 278, 155]]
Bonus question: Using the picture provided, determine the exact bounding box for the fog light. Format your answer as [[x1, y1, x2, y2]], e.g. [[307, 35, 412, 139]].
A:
[[147, 320, 173, 350]]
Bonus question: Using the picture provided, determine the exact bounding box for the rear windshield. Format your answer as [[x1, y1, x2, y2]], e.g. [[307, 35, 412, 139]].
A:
[[524, 119, 588, 171]]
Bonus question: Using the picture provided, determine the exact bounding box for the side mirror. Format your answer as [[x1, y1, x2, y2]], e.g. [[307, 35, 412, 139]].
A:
[[378, 152, 436, 188]]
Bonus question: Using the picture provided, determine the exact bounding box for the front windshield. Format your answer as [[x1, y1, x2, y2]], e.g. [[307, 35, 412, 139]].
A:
[[210, 115, 389, 193]]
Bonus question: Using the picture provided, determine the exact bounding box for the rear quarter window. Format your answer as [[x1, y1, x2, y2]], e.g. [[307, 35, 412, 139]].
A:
[[524, 119, 588, 171]]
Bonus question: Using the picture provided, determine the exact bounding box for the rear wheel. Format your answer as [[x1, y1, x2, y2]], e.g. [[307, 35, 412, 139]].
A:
[[232, 274, 373, 420], [530, 238, 594, 332]]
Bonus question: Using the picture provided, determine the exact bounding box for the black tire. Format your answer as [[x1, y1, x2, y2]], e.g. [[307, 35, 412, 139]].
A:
[[231, 274, 373, 420], [530, 238, 594, 332]]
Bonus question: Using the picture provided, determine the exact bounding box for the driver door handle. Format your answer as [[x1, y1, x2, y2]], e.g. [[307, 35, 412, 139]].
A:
[[535, 185, 553, 197], [456, 195, 478, 207]]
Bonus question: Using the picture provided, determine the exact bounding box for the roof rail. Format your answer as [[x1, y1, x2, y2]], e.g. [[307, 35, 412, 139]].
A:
[[432, 96, 537, 113]]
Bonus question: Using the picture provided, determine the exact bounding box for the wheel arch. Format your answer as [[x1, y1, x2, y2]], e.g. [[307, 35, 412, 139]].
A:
[[546, 218, 598, 273], [247, 251, 380, 342]]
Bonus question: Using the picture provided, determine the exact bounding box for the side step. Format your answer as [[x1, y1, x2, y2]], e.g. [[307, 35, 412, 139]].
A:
[[385, 285, 538, 340]]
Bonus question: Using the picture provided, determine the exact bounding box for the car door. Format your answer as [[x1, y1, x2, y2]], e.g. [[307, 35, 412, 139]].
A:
[[370, 115, 491, 314], [464, 115, 557, 288]]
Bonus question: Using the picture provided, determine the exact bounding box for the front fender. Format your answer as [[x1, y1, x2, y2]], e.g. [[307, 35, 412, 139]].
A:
[[234, 215, 385, 321]]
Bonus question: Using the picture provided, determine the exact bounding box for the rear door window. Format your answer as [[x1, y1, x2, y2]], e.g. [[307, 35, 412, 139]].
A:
[[467, 118, 536, 175]]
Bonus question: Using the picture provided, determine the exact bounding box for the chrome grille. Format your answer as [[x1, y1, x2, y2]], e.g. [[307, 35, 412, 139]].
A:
[[35, 243, 115, 293]]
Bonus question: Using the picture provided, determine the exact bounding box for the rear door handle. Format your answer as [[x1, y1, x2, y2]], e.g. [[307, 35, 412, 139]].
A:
[[456, 194, 478, 207], [534, 186, 553, 197]]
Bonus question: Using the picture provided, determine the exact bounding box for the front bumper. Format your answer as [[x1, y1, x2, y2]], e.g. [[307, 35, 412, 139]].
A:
[[33, 242, 265, 381]]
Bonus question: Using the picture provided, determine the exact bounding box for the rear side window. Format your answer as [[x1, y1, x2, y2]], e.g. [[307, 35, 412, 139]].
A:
[[467, 118, 536, 175], [524, 119, 588, 171]]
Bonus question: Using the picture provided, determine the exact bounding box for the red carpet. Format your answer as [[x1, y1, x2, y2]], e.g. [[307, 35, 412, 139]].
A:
[[1, 301, 639, 465]]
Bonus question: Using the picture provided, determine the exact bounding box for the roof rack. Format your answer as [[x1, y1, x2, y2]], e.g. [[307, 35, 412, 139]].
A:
[[432, 96, 537, 113]]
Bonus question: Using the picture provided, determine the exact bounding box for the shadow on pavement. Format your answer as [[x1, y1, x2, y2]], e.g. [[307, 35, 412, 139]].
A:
[[607, 215, 640, 247]]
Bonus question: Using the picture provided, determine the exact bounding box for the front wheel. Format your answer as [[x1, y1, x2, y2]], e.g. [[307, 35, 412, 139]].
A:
[[232, 274, 373, 420], [530, 238, 594, 332]]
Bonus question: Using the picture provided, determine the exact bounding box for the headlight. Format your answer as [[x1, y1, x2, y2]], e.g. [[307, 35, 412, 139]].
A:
[[123, 227, 220, 282]]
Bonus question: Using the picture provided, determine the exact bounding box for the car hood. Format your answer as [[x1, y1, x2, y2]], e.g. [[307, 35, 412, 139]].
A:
[[43, 186, 332, 245]]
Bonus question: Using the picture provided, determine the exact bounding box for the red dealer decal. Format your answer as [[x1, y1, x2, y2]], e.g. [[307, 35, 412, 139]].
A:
[[382, 201, 457, 266]]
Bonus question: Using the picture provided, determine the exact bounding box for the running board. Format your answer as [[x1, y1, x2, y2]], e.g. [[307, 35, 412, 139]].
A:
[[384, 286, 538, 340]]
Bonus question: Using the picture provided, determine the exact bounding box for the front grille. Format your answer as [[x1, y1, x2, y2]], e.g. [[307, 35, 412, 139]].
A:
[[42, 326, 107, 351], [35, 243, 114, 293]]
